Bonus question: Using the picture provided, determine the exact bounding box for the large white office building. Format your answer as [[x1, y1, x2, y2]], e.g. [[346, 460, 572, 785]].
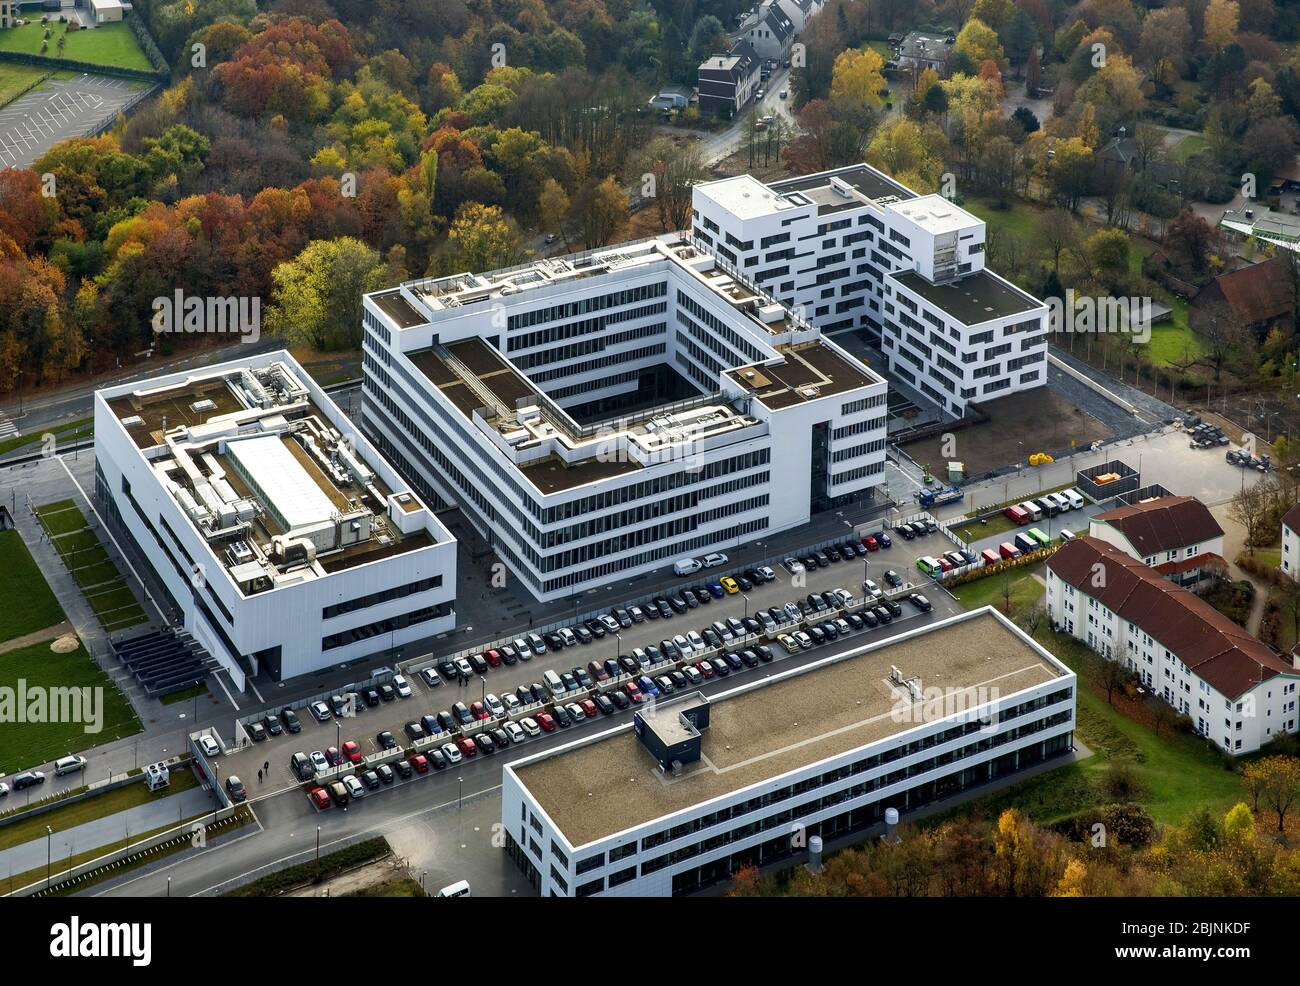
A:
[[360, 234, 888, 602], [1046, 536, 1297, 755], [501, 608, 1076, 897], [690, 165, 1049, 418], [94, 352, 457, 688]]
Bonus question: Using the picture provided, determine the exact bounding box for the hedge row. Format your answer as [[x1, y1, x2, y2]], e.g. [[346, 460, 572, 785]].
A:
[[222, 836, 391, 897], [0, 49, 164, 82]]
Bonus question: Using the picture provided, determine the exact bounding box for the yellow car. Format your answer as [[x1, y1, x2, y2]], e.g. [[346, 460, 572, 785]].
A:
[[720, 576, 740, 594], [777, 633, 798, 653]]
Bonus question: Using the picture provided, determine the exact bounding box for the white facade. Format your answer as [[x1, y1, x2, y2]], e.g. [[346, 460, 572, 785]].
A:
[[1282, 509, 1300, 580], [691, 167, 1048, 418], [502, 609, 1076, 897], [94, 351, 457, 686], [1046, 545, 1298, 755], [1087, 520, 1223, 567], [774, 0, 823, 34], [735, 1, 794, 62], [361, 235, 887, 603]]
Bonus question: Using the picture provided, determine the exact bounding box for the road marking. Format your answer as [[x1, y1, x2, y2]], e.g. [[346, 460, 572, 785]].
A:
[[0, 414, 16, 438]]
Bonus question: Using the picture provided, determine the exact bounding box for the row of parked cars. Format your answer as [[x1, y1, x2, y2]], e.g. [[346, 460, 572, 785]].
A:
[[1003, 489, 1085, 526], [780, 533, 894, 576], [299, 576, 938, 809]]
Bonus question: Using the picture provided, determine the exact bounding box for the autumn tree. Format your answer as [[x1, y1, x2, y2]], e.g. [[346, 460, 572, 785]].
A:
[[1243, 756, 1300, 832], [265, 237, 386, 351], [573, 177, 628, 250]]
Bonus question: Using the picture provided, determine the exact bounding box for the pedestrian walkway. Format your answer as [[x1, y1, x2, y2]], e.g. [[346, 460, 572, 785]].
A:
[[0, 413, 16, 439], [0, 620, 74, 657], [0, 786, 215, 882]]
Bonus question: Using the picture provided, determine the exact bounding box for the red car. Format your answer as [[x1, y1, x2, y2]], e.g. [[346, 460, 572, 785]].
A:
[[325, 745, 342, 766], [409, 754, 429, 774], [537, 712, 557, 732], [342, 740, 362, 764], [309, 786, 331, 809], [456, 735, 477, 756], [862, 535, 879, 551], [695, 659, 715, 679], [484, 649, 503, 667], [579, 698, 599, 718], [623, 681, 644, 704], [470, 701, 490, 720]]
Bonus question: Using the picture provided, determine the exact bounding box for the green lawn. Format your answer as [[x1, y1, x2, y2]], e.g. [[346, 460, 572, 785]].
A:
[[71, 559, 123, 590], [0, 21, 152, 72], [34, 502, 87, 537], [1171, 133, 1209, 163], [0, 417, 93, 459], [1145, 297, 1206, 367], [0, 529, 66, 644], [0, 62, 48, 106], [950, 562, 1045, 614], [0, 637, 141, 774], [962, 195, 1040, 241]]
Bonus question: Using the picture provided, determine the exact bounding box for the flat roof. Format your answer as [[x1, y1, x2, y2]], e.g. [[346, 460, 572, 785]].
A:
[[371, 289, 427, 329], [727, 340, 879, 409], [512, 610, 1066, 848], [697, 174, 799, 221], [891, 269, 1042, 325], [770, 164, 916, 213], [887, 194, 979, 235], [224, 434, 341, 531]]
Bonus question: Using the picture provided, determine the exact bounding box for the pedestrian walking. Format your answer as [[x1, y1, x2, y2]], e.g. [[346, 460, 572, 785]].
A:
[[263, 760, 269, 772], [258, 769, 263, 782]]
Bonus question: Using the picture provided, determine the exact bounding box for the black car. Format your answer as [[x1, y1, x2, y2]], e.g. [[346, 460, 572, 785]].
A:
[[896, 523, 915, 540], [574, 624, 594, 644], [666, 594, 687, 614], [821, 622, 840, 641], [225, 776, 247, 803], [618, 655, 639, 676], [738, 650, 759, 668], [608, 689, 630, 710], [361, 770, 382, 790], [404, 721, 425, 741], [263, 713, 283, 737], [644, 603, 661, 620], [475, 732, 497, 755], [393, 758, 413, 779], [884, 569, 903, 587], [280, 707, 302, 734], [702, 628, 722, 649], [552, 705, 573, 728], [861, 608, 879, 627], [710, 657, 730, 677], [437, 660, 458, 680], [248, 721, 267, 742], [500, 646, 519, 665], [544, 631, 565, 651], [428, 749, 448, 770], [646, 644, 665, 664], [846, 613, 865, 631], [330, 694, 352, 716], [743, 617, 761, 635], [377, 730, 397, 750], [468, 654, 489, 675], [754, 645, 774, 663], [808, 626, 827, 644], [872, 604, 892, 624], [595, 694, 617, 715], [291, 752, 313, 780], [736, 576, 754, 592], [909, 593, 933, 612], [884, 598, 902, 617], [437, 710, 456, 733], [692, 587, 712, 605], [813, 551, 831, 567], [825, 546, 842, 562], [490, 727, 511, 748], [585, 618, 607, 638], [530, 683, 548, 704], [670, 670, 690, 689], [573, 667, 594, 689], [362, 688, 381, 707], [375, 763, 395, 784], [378, 683, 396, 702]]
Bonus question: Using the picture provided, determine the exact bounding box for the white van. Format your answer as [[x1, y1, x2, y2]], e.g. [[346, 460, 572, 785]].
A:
[[1046, 492, 1071, 512], [1062, 488, 1085, 510], [437, 880, 471, 897], [1018, 501, 1042, 521], [54, 755, 87, 777], [543, 669, 566, 700], [673, 557, 702, 576]]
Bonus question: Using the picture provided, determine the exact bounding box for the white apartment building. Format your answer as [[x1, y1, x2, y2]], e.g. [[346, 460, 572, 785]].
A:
[[360, 235, 888, 603], [1087, 495, 1226, 589], [1282, 504, 1300, 580], [691, 165, 1048, 418], [501, 608, 1076, 897], [734, 0, 795, 62], [774, 0, 823, 34], [1046, 537, 1298, 755], [94, 352, 457, 687]]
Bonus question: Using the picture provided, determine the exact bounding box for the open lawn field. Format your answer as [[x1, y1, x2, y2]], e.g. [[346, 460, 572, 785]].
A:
[[0, 63, 48, 106], [0, 22, 152, 72], [950, 562, 1045, 614], [0, 529, 65, 644], [0, 637, 140, 774], [962, 195, 1041, 241]]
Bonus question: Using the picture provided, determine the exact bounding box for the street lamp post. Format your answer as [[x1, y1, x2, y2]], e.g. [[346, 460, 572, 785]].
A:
[[458, 776, 464, 811], [316, 825, 321, 863], [45, 825, 52, 890]]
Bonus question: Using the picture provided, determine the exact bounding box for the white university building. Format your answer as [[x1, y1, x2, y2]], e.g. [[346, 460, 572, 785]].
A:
[[360, 233, 888, 602], [500, 608, 1076, 896], [94, 351, 457, 687], [690, 165, 1049, 418]]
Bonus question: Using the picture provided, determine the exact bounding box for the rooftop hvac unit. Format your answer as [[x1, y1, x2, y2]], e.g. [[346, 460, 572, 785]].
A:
[[121, 415, 144, 428], [191, 399, 217, 413], [889, 665, 903, 684]]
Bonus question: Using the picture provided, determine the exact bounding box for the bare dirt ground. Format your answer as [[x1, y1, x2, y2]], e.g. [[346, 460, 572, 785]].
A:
[[902, 388, 1113, 477], [286, 855, 415, 898]]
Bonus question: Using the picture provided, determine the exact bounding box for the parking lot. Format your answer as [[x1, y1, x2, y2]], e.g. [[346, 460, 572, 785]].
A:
[[210, 541, 964, 805], [0, 73, 145, 169]]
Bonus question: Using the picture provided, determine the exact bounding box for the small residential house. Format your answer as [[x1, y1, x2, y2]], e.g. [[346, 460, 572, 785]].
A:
[[774, 0, 823, 34], [698, 41, 761, 116], [1088, 495, 1226, 589], [1189, 258, 1295, 337], [735, 0, 795, 63], [896, 31, 954, 76]]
